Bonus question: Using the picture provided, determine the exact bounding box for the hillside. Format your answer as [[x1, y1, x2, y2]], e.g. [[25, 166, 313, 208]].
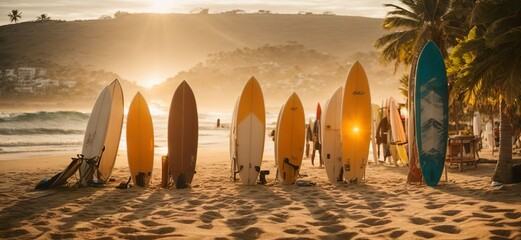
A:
[[0, 13, 385, 85], [147, 43, 401, 111]]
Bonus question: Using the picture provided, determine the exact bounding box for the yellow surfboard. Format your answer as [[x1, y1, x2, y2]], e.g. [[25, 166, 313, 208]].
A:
[[389, 97, 408, 164], [276, 92, 305, 185], [341, 61, 371, 183], [126, 92, 154, 187]]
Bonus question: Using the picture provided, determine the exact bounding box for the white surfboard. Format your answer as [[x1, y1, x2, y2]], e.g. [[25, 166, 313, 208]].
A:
[[321, 87, 343, 184], [230, 98, 239, 180], [371, 103, 380, 163], [98, 79, 124, 182], [232, 77, 266, 185], [79, 86, 113, 185]]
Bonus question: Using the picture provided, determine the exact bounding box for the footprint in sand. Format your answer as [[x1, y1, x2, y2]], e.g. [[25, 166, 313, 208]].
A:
[[268, 212, 289, 223], [360, 217, 392, 226], [283, 225, 310, 235], [431, 225, 461, 234], [481, 205, 515, 213], [425, 201, 445, 209], [140, 220, 163, 227], [410, 217, 431, 225], [366, 201, 385, 209], [414, 230, 436, 238], [116, 227, 139, 234], [504, 212, 521, 219], [318, 224, 346, 233], [225, 216, 258, 230], [228, 227, 264, 239], [430, 216, 445, 223], [50, 233, 77, 239], [490, 229, 511, 238], [441, 210, 461, 216], [0, 229, 30, 238], [472, 212, 493, 219], [389, 230, 407, 238], [146, 227, 176, 234], [177, 219, 197, 224], [200, 211, 224, 223]]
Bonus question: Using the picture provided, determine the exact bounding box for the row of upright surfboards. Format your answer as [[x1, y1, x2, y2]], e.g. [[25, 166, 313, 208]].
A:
[[231, 41, 449, 186], [80, 80, 197, 188], [230, 61, 372, 185], [75, 41, 448, 188]]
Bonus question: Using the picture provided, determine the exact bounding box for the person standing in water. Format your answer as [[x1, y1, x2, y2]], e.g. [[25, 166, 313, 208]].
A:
[[305, 119, 312, 159], [311, 119, 323, 167]]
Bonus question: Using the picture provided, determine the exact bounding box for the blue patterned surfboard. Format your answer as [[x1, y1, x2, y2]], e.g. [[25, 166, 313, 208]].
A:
[[415, 41, 449, 186]]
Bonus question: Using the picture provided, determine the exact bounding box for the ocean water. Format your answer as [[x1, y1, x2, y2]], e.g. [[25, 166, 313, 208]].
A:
[[0, 111, 284, 160]]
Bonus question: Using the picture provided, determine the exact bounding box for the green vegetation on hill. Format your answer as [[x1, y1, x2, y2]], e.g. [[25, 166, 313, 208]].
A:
[[0, 13, 384, 84], [149, 43, 399, 110]]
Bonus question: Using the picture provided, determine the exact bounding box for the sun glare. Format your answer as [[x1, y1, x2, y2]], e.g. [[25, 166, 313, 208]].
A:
[[143, 76, 164, 88], [148, 0, 175, 13]]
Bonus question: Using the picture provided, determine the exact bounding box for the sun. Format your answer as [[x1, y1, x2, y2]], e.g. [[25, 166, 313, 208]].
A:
[[143, 76, 164, 88], [148, 0, 175, 13]]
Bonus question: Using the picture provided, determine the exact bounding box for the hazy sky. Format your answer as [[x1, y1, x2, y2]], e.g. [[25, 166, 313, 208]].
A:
[[1, 0, 399, 25]]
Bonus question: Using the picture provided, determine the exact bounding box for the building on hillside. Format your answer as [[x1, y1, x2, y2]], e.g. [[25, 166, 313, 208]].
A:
[[18, 67, 36, 80], [5, 69, 16, 79], [37, 68, 47, 77], [61, 80, 77, 88], [34, 79, 59, 91], [14, 79, 36, 93]]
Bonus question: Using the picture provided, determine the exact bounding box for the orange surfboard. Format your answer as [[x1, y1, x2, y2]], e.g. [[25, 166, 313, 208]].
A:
[[126, 92, 154, 187], [341, 61, 372, 183], [276, 93, 305, 184]]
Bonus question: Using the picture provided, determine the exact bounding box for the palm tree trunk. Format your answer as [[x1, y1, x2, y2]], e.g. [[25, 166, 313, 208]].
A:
[[492, 100, 513, 183]]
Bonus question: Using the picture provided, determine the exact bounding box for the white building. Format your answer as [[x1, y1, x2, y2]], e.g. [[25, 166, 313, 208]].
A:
[[18, 67, 36, 80], [5, 69, 16, 78]]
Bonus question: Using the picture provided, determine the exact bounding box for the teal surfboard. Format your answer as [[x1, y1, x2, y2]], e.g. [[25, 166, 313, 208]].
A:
[[415, 41, 448, 186]]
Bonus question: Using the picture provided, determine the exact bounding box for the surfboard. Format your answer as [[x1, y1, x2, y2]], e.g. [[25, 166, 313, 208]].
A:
[[486, 121, 494, 149], [341, 61, 372, 183], [385, 98, 399, 164], [233, 77, 266, 185], [370, 104, 380, 163], [415, 40, 449, 186], [276, 92, 305, 185], [322, 87, 343, 184], [389, 97, 409, 164], [473, 112, 481, 137], [98, 79, 124, 182], [168, 81, 198, 186], [126, 92, 154, 187], [79, 86, 113, 185], [275, 103, 285, 168], [230, 98, 239, 180]]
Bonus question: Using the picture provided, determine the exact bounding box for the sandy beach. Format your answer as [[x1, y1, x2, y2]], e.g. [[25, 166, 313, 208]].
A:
[[0, 149, 520, 239]]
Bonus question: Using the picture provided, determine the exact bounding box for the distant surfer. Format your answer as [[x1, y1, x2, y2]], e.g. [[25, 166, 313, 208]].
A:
[[216, 118, 221, 128], [305, 119, 312, 159], [311, 119, 323, 167], [376, 116, 390, 163]]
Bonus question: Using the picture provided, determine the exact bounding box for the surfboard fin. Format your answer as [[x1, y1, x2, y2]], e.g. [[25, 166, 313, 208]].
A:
[[283, 158, 300, 171], [233, 165, 243, 182]]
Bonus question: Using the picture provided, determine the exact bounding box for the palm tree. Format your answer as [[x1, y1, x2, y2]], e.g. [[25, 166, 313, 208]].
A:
[[37, 14, 50, 22], [8, 9, 22, 23], [449, 0, 521, 183], [377, 0, 476, 183]]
